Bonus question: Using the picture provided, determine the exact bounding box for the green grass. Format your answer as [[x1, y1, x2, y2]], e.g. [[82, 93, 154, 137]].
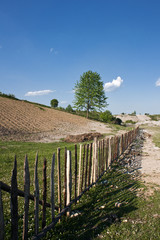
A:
[[43, 163, 160, 240], [149, 114, 160, 121]]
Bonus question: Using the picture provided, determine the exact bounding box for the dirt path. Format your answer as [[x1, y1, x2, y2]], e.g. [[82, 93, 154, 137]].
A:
[[140, 129, 160, 186]]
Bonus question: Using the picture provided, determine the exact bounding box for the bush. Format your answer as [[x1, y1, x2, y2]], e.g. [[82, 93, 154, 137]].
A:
[[125, 120, 136, 124], [66, 104, 74, 112], [100, 110, 114, 123]]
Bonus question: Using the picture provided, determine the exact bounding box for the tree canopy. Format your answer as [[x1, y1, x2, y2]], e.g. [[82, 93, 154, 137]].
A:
[[50, 99, 59, 108], [73, 71, 107, 118]]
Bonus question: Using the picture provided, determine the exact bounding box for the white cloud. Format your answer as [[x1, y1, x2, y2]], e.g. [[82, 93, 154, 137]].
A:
[[50, 48, 58, 55], [155, 78, 160, 87], [60, 101, 67, 105], [25, 90, 55, 96], [104, 76, 123, 92]]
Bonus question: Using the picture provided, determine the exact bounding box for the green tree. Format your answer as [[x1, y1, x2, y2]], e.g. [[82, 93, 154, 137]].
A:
[[50, 99, 59, 108], [66, 104, 74, 112], [100, 110, 113, 122], [73, 70, 107, 118]]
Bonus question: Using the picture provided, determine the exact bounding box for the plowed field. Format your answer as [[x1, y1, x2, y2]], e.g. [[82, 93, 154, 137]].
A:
[[0, 97, 111, 142]]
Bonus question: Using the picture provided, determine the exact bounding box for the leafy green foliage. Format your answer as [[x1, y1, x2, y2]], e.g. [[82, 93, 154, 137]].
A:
[[149, 114, 160, 121], [73, 71, 107, 118], [50, 99, 59, 108], [100, 110, 114, 122], [125, 120, 136, 124], [0, 91, 17, 99], [65, 104, 74, 112]]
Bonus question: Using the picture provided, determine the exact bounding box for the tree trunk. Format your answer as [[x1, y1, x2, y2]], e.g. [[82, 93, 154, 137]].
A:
[[86, 103, 89, 118], [86, 109, 89, 119]]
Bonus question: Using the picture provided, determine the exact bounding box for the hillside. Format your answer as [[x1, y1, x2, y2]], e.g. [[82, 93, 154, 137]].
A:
[[0, 97, 111, 142]]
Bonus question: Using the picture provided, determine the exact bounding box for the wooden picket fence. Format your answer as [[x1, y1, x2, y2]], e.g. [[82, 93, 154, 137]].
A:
[[0, 127, 139, 240]]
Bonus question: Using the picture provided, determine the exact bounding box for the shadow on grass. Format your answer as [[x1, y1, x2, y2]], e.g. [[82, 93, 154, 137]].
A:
[[44, 163, 140, 240]]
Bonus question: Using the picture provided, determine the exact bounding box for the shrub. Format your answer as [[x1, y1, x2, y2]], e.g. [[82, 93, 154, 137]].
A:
[[100, 110, 114, 123], [66, 104, 74, 112]]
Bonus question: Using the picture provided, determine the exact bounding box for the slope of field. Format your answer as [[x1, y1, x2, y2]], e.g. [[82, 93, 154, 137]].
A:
[[0, 97, 111, 142]]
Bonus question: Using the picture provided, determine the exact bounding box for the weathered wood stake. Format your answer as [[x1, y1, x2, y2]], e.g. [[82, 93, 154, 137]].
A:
[[66, 150, 72, 216], [11, 157, 18, 240], [34, 154, 39, 235], [57, 148, 62, 221], [0, 182, 4, 240], [78, 144, 82, 196], [23, 155, 30, 240], [51, 153, 55, 221], [42, 158, 47, 229], [75, 145, 77, 204]]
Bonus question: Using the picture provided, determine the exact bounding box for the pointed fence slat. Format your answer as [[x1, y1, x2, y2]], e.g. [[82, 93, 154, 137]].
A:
[[57, 148, 62, 216], [78, 144, 82, 196], [64, 148, 67, 209], [51, 153, 55, 221], [94, 138, 98, 182], [0, 183, 4, 240], [66, 150, 72, 216], [34, 154, 39, 235], [23, 155, 30, 240], [84, 144, 89, 189], [81, 145, 85, 192], [88, 143, 92, 186], [105, 138, 109, 170], [98, 141, 101, 177], [75, 145, 77, 204], [108, 138, 111, 168], [11, 157, 18, 240], [42, 158, 47, 229]]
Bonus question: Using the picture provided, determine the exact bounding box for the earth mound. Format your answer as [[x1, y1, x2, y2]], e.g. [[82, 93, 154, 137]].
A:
[[64, 132, 102, 143]]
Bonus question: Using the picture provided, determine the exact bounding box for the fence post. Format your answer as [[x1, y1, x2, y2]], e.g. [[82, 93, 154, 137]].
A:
[[66, 150, 72, 216], [64, 147, 67, 209], [51, 153, 55, 221], [34, 154, 39, 235], [85, 144, 89, 189], [57, 148, 62, 218], [88, 143, 92, 186], [42, 158, 47, 229], [105, 138, 109, 170], [98, 141, 101, 177], [93, 138, 98, 182], [23, 155, 30, 240], [0, 182, 4, 240], [108, 138, 112, 168], [78, 144, 82, 196], [81, 145, 85, 192], [75, 145, 77, 204], [11, 157, 18, 240]]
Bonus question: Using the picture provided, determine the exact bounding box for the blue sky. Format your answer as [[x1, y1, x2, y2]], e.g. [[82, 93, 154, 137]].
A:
[[0, 0, 160, 114]]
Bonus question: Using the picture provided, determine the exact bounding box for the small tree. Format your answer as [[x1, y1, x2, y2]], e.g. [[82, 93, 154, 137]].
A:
[[100, 110, 113, 123], [50, 99, 58, 108], [73, 70, 107, 118], [66, 104, 74, 112]]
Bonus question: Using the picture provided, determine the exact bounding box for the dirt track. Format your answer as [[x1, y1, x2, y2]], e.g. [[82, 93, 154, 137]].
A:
[[140, 129, 160, 186], [0, 97, 112, 142]]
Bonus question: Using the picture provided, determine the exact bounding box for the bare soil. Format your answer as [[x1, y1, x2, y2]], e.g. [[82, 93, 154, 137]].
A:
[[140, 129, 160, 186], [0, 97, 112, 142]]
